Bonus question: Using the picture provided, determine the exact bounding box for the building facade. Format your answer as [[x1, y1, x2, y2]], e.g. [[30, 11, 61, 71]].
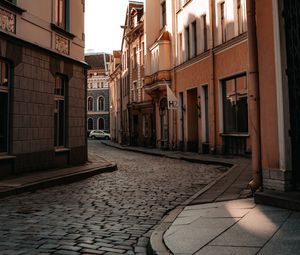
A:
[[144, 0, 249, 154], [113, 1, 155, 147], [85, 53, 111, 133], [109, 51, 122, 143], [253, 0, 300, 192], [0, 0, 87, 177]]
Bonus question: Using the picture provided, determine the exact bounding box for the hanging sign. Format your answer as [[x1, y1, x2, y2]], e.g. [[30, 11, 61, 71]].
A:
[[166, 85, 178, 110]]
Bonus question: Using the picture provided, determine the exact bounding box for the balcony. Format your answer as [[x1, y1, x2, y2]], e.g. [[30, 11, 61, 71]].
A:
[[144, 70, 171, 96]]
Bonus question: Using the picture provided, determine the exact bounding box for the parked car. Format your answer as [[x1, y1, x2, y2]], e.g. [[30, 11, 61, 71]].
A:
[[89, 130, 111, 140]]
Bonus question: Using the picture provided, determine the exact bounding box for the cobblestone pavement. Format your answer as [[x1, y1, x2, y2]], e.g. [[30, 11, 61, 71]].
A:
[[0, 141, 225, 255]]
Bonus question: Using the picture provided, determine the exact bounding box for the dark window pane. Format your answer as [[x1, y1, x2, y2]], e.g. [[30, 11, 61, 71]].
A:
[[0, 93, 8, 153], [223, 76, 248, 134], [58, 100, 65, 146]]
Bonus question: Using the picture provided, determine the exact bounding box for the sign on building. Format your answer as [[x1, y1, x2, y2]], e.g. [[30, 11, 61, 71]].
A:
[[166, 85, 178, 110]]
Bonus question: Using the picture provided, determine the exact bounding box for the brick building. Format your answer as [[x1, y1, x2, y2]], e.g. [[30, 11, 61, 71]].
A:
[[85, 53, 111, 133], [0, 0, 87, 177]]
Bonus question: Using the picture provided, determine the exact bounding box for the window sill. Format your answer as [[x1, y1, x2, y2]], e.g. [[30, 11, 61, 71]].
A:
[[51, 23, 75, 39], [55, 148, 70, 153], [0, 1, 26, 14], [0, 155, 16, 161], [221, 133, 249, 138]]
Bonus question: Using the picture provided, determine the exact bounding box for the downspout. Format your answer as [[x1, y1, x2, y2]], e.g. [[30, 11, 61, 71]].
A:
[[246, 0, 262, 191], [209, 0, 216, 153]]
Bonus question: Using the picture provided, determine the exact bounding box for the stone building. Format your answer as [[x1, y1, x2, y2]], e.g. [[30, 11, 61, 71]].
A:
[[109, 51, 122, 143], [0, 0, 87, 177], [114, 1, 155, 147], [85, 53, 111, 133]]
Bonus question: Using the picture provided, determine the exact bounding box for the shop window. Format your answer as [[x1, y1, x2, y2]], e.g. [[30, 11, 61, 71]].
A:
[[0, 60, 10, 154], [54, 75, 67, 148], [222, 75, 248, 133]]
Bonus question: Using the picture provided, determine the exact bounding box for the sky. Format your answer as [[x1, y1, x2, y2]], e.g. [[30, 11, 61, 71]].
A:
[[85, 0, 143, 54]]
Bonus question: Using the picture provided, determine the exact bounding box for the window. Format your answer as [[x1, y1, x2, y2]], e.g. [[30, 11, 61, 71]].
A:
[[54, 75, 67, 147], [222, 75, 248, 133], [0, 59, 9, 154], [98, 118, 104, 130], [98, 96, 104, 111], [178, 33, 183, 63], [185, 26, 190, 60], [55, 0, 69, 30], [202, 14, 208, 51], [237, 0, 244, 34], [220, 2, 226, 43], [191, 21, 197, 57], [88, 118, 93, 130], [87, 97, 93, 111], [161, 1, 166, 28], [140, 42, 144, 65], [133, 47, 137, 69]]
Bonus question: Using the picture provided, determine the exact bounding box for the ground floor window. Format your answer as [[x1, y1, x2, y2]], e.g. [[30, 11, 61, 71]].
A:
[[160, 98, 169, 142], [222, 74, 248, 133], [0, 60, 9, 153], [98, 118, 104, 130], [54, 75, 67, 147], [88, 118, 93, 130], [142, 114, 149, 138]]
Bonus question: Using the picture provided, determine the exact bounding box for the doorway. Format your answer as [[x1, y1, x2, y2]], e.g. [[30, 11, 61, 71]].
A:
[[187, 88, 199, 152], [283, 0, 300, 188]]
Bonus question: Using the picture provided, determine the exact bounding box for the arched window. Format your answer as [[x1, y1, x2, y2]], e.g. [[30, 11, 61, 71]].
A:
[[88, 118, 94, 131], [87, 97, 93, 111], [98, 118, 105, 130], [98, 96, 105, 111]]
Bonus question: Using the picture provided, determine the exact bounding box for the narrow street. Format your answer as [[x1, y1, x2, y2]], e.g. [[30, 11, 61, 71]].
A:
[[0, 141, 224, 255]]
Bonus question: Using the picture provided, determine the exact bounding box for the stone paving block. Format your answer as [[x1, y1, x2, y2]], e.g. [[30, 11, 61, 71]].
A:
[[164, 218, 238, 254]]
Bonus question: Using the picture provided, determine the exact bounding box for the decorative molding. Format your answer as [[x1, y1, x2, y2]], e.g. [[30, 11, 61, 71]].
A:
[[0, 7, 15, 33], [55, 34, 70, 55]]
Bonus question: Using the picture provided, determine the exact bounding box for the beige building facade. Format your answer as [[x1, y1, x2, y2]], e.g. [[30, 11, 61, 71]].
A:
[[0, 0, 87, 177]]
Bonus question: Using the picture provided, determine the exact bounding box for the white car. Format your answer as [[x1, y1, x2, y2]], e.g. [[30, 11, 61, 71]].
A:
[[89, 130, 111, 140]]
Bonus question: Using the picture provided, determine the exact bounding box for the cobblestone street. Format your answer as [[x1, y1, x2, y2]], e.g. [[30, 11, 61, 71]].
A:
[[0, 141, 224, 255]]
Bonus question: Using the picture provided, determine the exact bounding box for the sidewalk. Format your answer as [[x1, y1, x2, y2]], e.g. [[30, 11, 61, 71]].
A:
[[162, 198, 300, 255], [0, 153, 117, 199]]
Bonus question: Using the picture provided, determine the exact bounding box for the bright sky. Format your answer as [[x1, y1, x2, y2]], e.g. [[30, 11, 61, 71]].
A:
[[85, 0, 143, 54]]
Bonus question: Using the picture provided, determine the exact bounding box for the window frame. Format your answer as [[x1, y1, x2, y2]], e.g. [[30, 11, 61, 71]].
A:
[[221, 74, 248, 134], [0, 59, 11, 155], [98, 96, 105, 111], [161, 1, 167, 28], [54, 74, 68, 148], [55, 0, 70, 31]]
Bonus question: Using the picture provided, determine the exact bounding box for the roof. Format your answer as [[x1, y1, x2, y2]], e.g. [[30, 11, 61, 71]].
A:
[[85, 53, 111, 69]]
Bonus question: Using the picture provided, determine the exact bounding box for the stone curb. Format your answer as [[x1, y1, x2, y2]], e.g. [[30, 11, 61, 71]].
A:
[[0, 163, 117, 199], [101, 141, 233, 168]]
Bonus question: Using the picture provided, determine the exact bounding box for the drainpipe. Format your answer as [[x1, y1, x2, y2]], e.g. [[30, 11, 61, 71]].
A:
[[246, 0, 262, 191], [209, 0, 216, 153]]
